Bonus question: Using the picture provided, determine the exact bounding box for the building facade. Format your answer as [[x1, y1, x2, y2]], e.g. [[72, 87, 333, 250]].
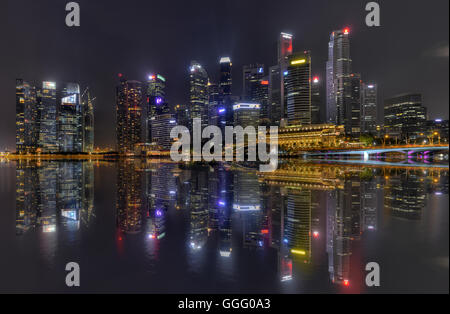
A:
[[285, 52, 312, 126], [116, 78, 143, 155], [361, 83, 378, 135], [384, 93, 427, 140]]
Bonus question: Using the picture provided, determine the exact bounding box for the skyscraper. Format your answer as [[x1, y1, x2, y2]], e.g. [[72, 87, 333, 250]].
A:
[[349, 73, 361, 137], [277, 32, 294, 125], [39, 81, 58, 153], [151, 114, 177, 150], [16, 80, 94, 154], [243, 64, 265, 101], [326, 34, 335, 124], [327, 28, 352, 130], [58, 83, 83, 153], [285, 52, 312, 125], [219, 57, 234, 126], [361, 83, 378, 135], [242, 64, 269, 121], [207, 82, 219, 126], [146, 74, 166, 142], [278, 32, 293, 63], [189, 61, 209, 130], [16, 79, 38, 154], [81, 88, 95, 153], [384, 93, 427, 141], [311, 76, 322, 124], [268, 65, 282, 125], [116, 78, 143, 155], [219, 57, 232, 97], [233, 103, 261, 129]]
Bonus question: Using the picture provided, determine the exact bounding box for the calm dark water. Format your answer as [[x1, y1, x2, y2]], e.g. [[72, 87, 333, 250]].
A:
[[0, 159, 448, 294]]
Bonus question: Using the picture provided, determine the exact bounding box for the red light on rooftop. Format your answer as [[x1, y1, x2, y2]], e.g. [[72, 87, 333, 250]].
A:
[[313, 77, 319, 83], [118, 73, 123, 78], [343, 28, 350, 35]]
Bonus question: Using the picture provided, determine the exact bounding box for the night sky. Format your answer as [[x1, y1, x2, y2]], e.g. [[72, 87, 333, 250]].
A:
[[0, 0, 448, 149]]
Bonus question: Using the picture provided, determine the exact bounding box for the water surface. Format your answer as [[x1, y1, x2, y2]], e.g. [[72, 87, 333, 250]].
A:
[[0, 159, 448, 293]]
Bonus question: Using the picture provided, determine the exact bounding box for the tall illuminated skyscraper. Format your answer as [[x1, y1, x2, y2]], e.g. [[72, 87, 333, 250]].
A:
[[15, 79, 38, 154], [219, 57, 234, 126], [219, 57, 232, 97], [361, 83, 378, 135], [269, 32, 293, 126], [243, 64, 265, 101], [59, 83, 83, 153], [189, 61, 209, 130], [327, 28, 352, 129], [285, 52, 312, 125], [349, 73, 361, 137], [116, 77, 143, 155], [268, 65, 282, 125], [82, 88, 95, 153], [208, 82, 220, 126], [278, 32, 293, 63], [39, 81, 58, 153], [326, 34, 335, 124], [384, 93, 427, 140], [243, 64, 269, 121], [146, 74, 166, 141], [311, 76, 322, 124]]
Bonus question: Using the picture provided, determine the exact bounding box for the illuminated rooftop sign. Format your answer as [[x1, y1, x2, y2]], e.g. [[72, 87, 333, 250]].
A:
[[281, 32, 293, 39], [157, 74, 166, 82], [233, 204, 261, 211], [61, 94, 77, 104], [43, 81, 56, 90], [233, 103, 261, 110], [291, 59, 306, 65], [220, 57, 231, 64]]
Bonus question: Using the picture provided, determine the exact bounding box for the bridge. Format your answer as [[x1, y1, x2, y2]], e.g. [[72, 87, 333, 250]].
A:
[[303, 145, 449, 160]]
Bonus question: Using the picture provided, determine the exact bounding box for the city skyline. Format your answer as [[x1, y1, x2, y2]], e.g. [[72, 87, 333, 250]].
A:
[[0, 0, 448, 150]]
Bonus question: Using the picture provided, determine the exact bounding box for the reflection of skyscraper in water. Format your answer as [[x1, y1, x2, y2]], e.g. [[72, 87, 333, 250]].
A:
[[327, 174, 361, 286], [58, 162, 85, 230], [233, 171, 267, 249], [15, 160, 40, 235], [145, 163, 177, 239], [384, 170, 427, 220], [38, 162, 58, 233], [149, 163, 177, 211], [233, 171, 261, 212], [116, 160, 145, 234], [189, 170, 209, 250], [361, 177, 378, 231], [215, 166, 234, 257], [284, 188, 312, 262], [15, 161, 95, 234]]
